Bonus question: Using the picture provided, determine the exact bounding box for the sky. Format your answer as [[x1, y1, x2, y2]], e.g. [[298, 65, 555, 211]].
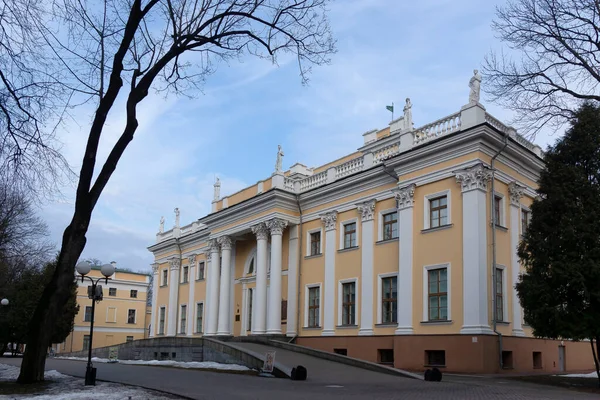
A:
[[39, 0, 561, 273]]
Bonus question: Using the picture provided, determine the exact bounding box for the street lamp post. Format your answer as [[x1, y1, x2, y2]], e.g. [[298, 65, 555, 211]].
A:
[[75, 261, 115, 386]]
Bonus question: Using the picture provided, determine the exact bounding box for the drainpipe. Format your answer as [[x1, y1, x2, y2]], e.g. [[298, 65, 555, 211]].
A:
[[491, 131, 509, 371], [292, 194, 303, 344]]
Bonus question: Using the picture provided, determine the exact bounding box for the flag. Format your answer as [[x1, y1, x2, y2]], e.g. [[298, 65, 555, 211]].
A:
[[386, 105, 394, 113]]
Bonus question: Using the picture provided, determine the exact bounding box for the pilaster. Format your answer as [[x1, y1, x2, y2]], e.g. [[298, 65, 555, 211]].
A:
[[186, 255, 196, 336], [320, 211, 338, 336], [150, 263, 159, 337], [217, 236, 233, 335], [167, 257, 181, 337], [286, 225, 299, 336], [357, 199, 376, 336], [206, 240, 220, 336], [508, 182, 526, 336]]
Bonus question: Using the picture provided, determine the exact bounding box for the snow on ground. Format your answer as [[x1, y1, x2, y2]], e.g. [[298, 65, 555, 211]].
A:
[[557, 371, 600, 378], [0, 363, 179, 399], [56, 356, 250, 371]]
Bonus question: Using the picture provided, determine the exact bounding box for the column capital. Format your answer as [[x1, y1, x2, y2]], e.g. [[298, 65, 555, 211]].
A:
[[205, 251, 212, 262], [208, 238, 220, 253], [187, 254, 197, 266], [356, 199, 376, 222], [393, 183, 416, 210], [455, 163, 492, 193], [151, 263, 159, 274], [251, 222, 269, 240], [218, 235, 234, 250], [168, 257, 181, 271], [320, 211, 338, 231], [266, 218, 288, 236], [508, 181, 525, 206]]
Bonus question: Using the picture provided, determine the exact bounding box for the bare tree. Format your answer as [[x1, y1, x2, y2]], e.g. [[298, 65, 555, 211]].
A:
[[483, 0, 600, 136], [18, 0, 335, 383], [0, 0, 72, 196]]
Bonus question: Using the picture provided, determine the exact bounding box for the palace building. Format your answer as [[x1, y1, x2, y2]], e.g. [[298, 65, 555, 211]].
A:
[[147, 73, 594, 374], [55, 264, 150, 353]]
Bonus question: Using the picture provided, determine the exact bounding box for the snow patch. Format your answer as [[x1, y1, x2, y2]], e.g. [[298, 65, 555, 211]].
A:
[[56, 356, 250, 371], [0, 364, 67, 381], [557, 371, 600, 378]]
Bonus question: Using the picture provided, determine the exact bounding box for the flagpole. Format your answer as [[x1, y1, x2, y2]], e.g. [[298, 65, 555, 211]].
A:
[[392, 102, 394, 121]]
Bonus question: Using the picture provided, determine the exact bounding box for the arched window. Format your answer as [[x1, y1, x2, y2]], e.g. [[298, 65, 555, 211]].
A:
[[248, 258, 255, 275]]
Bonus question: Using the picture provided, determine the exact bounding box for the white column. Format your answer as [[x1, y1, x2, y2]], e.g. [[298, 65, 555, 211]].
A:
[[217, 236, 233, 335], [241, 284, 248, 336], [204, 252, 212, 335], [393, 184, 416, 334], [508, 182, 525, 336], [186, 255, 196, 336], [286, 225, 299, 337], [206, 239, 220, 336], [251, 223, 269, 334], [150, 263, 159, 337], [456, 164, 494, 335], [266, 218, 288, 334], [321, 211, 338, 336], [167, 257, 181, 337], [357, 200, 376, 335]]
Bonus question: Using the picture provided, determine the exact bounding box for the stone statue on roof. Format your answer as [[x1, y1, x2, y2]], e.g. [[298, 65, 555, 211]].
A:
[[469, 69, 482, 103], [275, 145, 284, 174], [213, 177, 221, 201], [403, 98, 413, 131], [159, 216, 165, 233], [174, 207, 180, 228]]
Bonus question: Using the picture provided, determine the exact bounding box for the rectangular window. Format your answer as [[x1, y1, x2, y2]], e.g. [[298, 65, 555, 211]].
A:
[[159, 307, 166, 334], [310, 231, 321, 256], [182, 266, 189, 283], [82, 335, 90, 351], [162, 269, 168, 286], [495, 268, 504, 321], [342, 282, 356, 325], [281, 299, 288, 322], [108, 288, 117, 296], [127, 309, 136, 324], [196, 303, 204, 333], [428, 268, 448, 321], [426, 350, 446, 366], [334, 348, 347, 356], [126, 336, 134, 343], [378, 349, 394, 365], [308, 287, 320, 328], [382, 276, 398, 323], [383, 212, 398, 240], [533, 351, 542, 369], [343, 222, 357, 249], [130, 290, 137, 298], [494, 196, 502, 225], [197, 262, 205, 280], [84, 306, 92, 322], [429, 196, 448, 228], [180, 305, 187, 334], [106, 307, 117, 323], [521, 209, 530, 234]]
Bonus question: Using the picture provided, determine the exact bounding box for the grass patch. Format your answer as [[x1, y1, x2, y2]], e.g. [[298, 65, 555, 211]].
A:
[[510, 375, 600, 394], [0, 380, 54, 395]]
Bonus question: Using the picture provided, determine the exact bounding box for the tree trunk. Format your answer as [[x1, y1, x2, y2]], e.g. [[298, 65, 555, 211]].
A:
[[591, 337, 600, 388], [17, 213, 89, 384]]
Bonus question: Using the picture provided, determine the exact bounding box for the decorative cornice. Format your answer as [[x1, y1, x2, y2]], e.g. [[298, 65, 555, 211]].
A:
[[455, 163, 492, 192], [266, 218, 288, 236], [508, 181, 525, 206], [218, 236, 234, 250], [151, 263, 159, 274], [251, 223, 270, 241], [208, 239, 220, 253], [168, 257, 181, 271], [187, 254, 197, 266], [320, 211, 338, 231], [356, 199, 376, 222], [393, 183, 416, 210]]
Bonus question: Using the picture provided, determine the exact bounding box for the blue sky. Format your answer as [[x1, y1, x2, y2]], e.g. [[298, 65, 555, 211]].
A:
[[40, 0, 560, 272]]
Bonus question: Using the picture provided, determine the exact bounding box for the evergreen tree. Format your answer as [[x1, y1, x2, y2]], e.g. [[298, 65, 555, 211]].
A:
[[517, 103, 600, 384]]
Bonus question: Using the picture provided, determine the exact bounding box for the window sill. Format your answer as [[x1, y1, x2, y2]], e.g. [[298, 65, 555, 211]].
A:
[[420, 320, 453, 325], [304, 253, 323, 260], [180, 281, 189, 285], [421, 224, 453, 234], [495, 320, 510, 325], [336, 324, 358, 329], [302, 326, 322, 330], [160, 285, 168, 288], [424, 364, 446, 368], [338, 246, 359, 253], [375, 323, 398, 327], [376, 238, 397, 245], [196, 278, 205, 282], [491, 223, 508, 232]]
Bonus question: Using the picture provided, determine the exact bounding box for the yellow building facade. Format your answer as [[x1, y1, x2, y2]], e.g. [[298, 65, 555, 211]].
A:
[[56, 264, 150, 353], [147, 78, 594, 373]]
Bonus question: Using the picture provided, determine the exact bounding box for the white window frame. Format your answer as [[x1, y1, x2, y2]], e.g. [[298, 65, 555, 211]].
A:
[[127, 308, 137, 324], [423, 190, 452, 230], [306, 227, 323, 256], [493, 191, 506, 227], [106, 306, 117, 323], [337, 278, 359, 326], [339, 217, 360, 250], [304, 283, 322, 328], [83, 306, 93, 322], [158, 306, 166, 335], [377, 272, 398, 324], [195, 301, 204, 333], [422, 263, 452, 321], [378, 208, 398, 241], [179, 304, 187, 334], [197, 261, 205, 280], [520, 204, 531, 235], [494, 264, 508, 322], [161, 269, 168, 286], [181, 265, 189, 284]]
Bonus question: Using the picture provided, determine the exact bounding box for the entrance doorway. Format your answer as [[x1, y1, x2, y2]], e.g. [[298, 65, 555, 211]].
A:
[[558, 346, 565, 372]]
